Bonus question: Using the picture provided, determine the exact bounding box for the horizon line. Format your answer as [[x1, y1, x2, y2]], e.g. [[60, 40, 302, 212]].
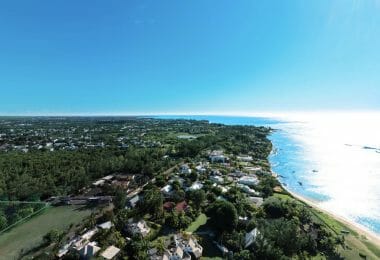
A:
[[1, 110, 380, 118]]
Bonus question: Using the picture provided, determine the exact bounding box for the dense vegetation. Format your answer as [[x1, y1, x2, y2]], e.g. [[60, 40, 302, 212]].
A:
[[0, 148, 170, 201]]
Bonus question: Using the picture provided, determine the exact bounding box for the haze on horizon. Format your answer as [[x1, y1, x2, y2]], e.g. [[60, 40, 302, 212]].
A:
[[1, 0, 379, 115]]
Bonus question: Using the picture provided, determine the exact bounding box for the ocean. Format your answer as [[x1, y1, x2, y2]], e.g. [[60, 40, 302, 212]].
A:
[[157, 114, 380, 236]]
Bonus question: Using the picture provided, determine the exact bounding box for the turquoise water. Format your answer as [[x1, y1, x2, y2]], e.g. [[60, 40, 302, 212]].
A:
[[157, 115, 380, 235]]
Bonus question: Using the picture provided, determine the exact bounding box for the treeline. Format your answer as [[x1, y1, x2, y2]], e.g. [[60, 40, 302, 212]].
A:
[[0, 147, 171, 201], [175, 125, 272, 160]]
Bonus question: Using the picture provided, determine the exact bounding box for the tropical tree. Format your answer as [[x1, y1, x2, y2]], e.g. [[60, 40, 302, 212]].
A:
[[206, 200, 238, 232]]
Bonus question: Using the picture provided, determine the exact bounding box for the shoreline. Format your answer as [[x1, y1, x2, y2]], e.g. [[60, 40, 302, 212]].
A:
[[283, 187, 380, 247]]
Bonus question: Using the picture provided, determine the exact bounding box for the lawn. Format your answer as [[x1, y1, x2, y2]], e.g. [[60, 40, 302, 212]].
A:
[[273, 192, 293, 200], [0, 205, 92, 259], [186, 213, 207, 233]]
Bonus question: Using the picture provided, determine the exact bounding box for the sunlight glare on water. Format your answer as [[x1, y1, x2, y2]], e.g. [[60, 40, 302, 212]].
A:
[[277, 112, 380, 233]]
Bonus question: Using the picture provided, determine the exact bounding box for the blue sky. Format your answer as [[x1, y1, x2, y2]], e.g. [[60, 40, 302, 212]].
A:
[[0, 0, 379, 115]]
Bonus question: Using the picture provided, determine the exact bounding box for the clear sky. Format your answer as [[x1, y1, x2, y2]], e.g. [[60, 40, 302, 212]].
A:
[[0, 0, 379, 115]]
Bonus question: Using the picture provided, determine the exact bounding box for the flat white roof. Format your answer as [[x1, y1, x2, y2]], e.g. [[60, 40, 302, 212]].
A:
[[101, 245, 121, 259], [98, 221, 113, 229], [102, 175, 114, 181]]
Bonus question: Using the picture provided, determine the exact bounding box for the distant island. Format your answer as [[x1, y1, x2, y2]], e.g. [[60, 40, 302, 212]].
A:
[[0, 117, 378, 259]]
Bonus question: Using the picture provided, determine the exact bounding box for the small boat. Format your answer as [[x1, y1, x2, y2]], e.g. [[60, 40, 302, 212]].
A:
[[312, 169, 318, 173], [298, 181, 303, 186]]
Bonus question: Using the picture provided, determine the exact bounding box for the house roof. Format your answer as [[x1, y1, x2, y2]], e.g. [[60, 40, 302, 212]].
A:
[[245, 228, 259, 248], [98, 221, 113, 230], [163, 201, 175, 210], [175, 201, 188, 212], [129, 195, 140, 204], [101, 245, 120, 259]]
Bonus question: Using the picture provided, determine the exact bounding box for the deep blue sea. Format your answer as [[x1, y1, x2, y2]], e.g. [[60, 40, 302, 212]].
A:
[[157, 115, 380, 236]]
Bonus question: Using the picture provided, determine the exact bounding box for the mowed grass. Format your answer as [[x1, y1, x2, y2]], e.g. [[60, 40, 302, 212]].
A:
[[273, 192, 293, 200], [186, 213, 207, 233], [0, 205, 92, 259]]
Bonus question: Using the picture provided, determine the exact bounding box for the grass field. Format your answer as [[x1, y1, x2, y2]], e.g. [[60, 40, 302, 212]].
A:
[[273, 192, 293, 200], [186, 213, 208, 233], [0, 205, 92, 259]]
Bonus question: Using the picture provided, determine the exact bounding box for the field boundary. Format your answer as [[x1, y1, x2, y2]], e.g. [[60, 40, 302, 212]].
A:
[[0, 201, 50, 235]]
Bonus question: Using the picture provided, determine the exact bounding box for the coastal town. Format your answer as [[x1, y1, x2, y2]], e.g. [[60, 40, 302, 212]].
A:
[[0, 117, 378, 259], [52, 148, 272, 260]]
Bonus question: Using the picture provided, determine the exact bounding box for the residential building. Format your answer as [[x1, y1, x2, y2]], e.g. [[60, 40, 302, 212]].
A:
[[161, 184, 173, 197], [180, 164, 192, 174], [238, 175, 259, 186], [237, 155, 253, 162], [209, 150, 228, 163], [127, 219, 151, 237], [188, 181, 203, 191], [247, 196, 264, 207], [78, 241, 101, 259], [209, 175, 224, 184], [101, 245, 121, 259], [127, 195, 140, 209], [245, 228, 259, 248], [98, 221, 113, 230]]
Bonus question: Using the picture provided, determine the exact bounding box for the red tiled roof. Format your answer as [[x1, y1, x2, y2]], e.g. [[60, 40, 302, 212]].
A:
[[175, 201, 188, 212], [163, 201, 175, 211]]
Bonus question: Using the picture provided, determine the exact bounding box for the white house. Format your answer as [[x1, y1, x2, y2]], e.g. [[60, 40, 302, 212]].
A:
[[248, 196, 264, 207], [245, 228, 259, 248], [127, 195, 140, 209], [93, 179, 106, 187], [127, 219, 151, 237], [161, 184, 173, 196], [209, 175, 224, 184], [101, 245, 121, 259], [237, 155, 253, 162], [209, 150, 228, 163], [244, 166, 262, 173], [98, 221, 113, 230], [237, 184, 257, 195], [189, 181, 203, 191], [180, 164, 192, 174], [238, 176, 259, 186], [213, 184, 229, 193], [78, 241, 101, 259], [195, 164, 207, 174], [183, 236, 203, 259]]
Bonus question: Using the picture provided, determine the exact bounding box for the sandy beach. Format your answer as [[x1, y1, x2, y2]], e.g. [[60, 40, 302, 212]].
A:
[[285, 188, 380, 248]]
